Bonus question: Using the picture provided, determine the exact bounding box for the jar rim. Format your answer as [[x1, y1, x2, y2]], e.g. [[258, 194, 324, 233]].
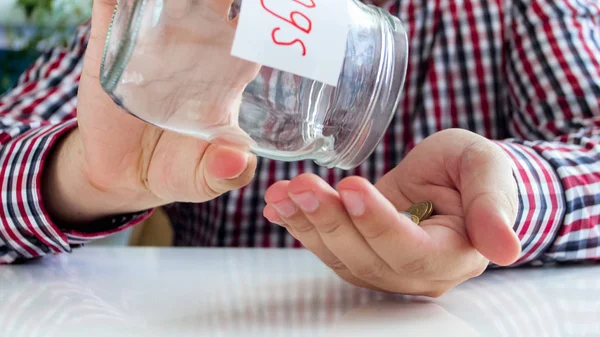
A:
[[317, 8, 409, 169], [100, 0, 147, 95]]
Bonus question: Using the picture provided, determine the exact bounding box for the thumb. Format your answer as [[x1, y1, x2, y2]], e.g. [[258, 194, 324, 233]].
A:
[[198, 144, 257, 199], [458, 140, 521, 266]]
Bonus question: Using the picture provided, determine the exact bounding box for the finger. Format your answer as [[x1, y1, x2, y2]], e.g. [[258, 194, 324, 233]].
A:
[[279, 224, 388, 292], [285, 174, 395, 285], [265, 180, 385, 287], [336, 177, 436, 274], [343, 177, 487, 283], [264, 196, 387, 292], [265, 181, 343, 265], [200, 144, 256, 198], [263, 194, 340, 268], [458, 140, 521, 266], [147, 132, 254, 202], [420, 216, 489, 281], [375, 170, 463, 218], [263, 204, 285, 225]]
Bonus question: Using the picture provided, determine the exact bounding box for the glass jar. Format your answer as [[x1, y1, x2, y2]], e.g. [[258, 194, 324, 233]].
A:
[[100, 0, 408, 169]]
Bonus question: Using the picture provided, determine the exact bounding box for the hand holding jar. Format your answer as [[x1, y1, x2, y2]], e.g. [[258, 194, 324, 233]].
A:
[[43, 0, 259, 226]]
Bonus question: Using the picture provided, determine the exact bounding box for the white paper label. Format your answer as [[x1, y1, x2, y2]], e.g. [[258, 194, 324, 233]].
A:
[[231, 0, 349, 87]]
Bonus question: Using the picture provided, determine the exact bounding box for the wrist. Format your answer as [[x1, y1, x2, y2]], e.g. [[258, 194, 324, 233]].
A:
[[42, 127, 155, 227]]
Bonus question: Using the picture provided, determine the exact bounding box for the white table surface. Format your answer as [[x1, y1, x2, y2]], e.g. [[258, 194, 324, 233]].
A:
[[1, 248, 598, 337]]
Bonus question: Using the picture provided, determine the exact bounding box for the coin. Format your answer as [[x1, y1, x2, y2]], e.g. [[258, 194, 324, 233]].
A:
[[404, 201, 434, 222], [399, 211, 412, 220], [399, 211, 421, 225], [427, 201, 433, 218]]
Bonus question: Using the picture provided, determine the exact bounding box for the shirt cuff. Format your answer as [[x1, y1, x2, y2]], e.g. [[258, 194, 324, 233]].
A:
[[63, 210, 152, 246], [494, 141, 567, 266], [0, 120, 151, 264]]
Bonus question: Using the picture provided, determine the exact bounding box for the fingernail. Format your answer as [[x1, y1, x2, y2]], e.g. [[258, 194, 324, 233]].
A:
[[289, 191, 319, 212], [222, 153, 251, 181], [272, 199, 297, 218], [339, 190, 365, 217], [264, 212, 282, 225], [270, 218, 287, 227]]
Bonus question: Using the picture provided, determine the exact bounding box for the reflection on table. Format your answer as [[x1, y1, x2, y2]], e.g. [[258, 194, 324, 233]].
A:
[[0, 248, 598, 337]]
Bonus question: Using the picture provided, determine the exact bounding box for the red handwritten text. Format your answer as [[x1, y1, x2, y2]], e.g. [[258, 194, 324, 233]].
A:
[[293, 0, 316, 9], [260, 0, 316, 56], [271, 28, 307, 56]]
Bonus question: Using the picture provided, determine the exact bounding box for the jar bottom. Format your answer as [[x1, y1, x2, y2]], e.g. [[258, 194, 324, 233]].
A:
[[314, 8, 408, 170]]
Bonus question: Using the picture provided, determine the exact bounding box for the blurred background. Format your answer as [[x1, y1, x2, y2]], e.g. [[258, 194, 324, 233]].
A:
[[0, 0, 92, 93]]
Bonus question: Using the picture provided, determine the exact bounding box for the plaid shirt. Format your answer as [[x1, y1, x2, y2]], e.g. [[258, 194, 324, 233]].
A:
[[0, 0, 599, 265]]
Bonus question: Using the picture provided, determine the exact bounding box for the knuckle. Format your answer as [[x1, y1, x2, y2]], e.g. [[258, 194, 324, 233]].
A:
[[399, 255, 433, 277], [199, 180, 223, 200], [288, 218, 315, 233], [314, 216, 344, 236], [196, 171, 223, 202], [438, 128, 471, 138], [327, 259, 348, 272], [352, 260, 386, 281], [165, 168, 219, 202], [359, 224, 389, 240], [459, 139, 495, 172]]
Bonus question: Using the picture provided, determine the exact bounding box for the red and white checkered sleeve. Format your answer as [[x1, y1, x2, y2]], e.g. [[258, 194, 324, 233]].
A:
[[497, 0, 600, 265], [494, 141, 567, 265], [0, 25, 149, 264]]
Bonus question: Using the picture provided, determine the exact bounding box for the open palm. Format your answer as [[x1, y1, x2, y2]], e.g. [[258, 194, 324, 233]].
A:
[[263, 129, 521, 296]]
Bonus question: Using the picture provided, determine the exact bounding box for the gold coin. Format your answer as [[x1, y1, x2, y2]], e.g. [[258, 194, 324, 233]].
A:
[[424, 201, 433, 219], [399, 212, 420, 225], [399, 211, 412, 220], [405, 201, 434, 221]]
